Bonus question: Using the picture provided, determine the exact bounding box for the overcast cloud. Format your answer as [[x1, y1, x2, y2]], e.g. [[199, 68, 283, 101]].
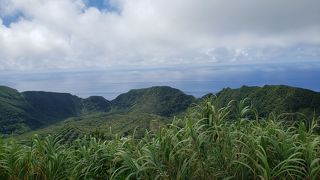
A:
[[0, 0, 320, 70]]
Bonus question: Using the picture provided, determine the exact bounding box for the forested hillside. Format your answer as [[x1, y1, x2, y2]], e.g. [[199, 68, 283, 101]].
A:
[[215, 85, 320, 116], [0, 87, 111, 135], [1, 85, 320, 137], [0, 86, 193, 135], [0, 86, 42, 134], [111, 86, 195, 116]]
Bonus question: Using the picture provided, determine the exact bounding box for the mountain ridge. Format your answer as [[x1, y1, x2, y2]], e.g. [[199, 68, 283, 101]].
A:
[[0, 86, 194, 135], [1, 84, 320, 136], [215, 85, 320, 116]]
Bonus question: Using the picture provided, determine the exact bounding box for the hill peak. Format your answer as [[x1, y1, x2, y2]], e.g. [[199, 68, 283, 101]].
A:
[[112, 86, 195, 116]]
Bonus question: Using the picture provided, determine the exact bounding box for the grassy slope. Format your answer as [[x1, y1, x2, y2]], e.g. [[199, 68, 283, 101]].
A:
[[1, 100, 319, 179], [13, 112, 168, 143]]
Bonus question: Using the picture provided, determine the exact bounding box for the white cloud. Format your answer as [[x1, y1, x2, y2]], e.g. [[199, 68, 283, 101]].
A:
[[0, 0, 320, 70]]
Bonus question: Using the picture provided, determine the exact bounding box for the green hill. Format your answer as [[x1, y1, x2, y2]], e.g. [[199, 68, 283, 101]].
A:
[[2, 96, 320, 179], [22, 91, 83, 124], [0, 86, 193, 136], [82, 96, 111, 113], [0, 88, 112, 135], [215, 85, 320, 116], [0, 86, 42, 134], [22, 92, 111, 124], [2, 85, 320, 179], [2, 84, 320, 138], [111, 86, 196, 116], [6, 86, 194, 141]]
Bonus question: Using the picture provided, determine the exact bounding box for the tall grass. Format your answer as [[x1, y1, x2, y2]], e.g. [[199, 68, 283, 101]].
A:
[[0, 98, 319, 179]]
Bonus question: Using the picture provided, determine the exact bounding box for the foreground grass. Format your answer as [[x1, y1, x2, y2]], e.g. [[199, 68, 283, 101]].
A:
[[0, 99, 320, 179]]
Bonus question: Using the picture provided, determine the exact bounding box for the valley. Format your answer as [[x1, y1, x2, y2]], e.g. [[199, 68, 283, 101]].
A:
[[1, 85, 320, 142]]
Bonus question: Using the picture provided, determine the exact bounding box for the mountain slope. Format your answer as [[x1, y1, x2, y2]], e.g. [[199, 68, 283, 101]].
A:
[[82, 96, 111, 113], [215, 85, 320, 116], [22, 91, 83, 124], [111, 86, 196, 116], [23, 91, 112, 124], [1, 86, 192, 135], [2, 84, 320, 137], [0, 86, 42, 134], [0, 87, 112, 135]]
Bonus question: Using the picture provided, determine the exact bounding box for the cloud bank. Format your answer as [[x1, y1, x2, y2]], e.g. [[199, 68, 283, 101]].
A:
[[0, 0, 320, 70]]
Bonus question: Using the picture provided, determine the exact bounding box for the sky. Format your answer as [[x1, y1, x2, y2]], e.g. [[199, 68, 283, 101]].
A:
[[0, 0, 320, 99]]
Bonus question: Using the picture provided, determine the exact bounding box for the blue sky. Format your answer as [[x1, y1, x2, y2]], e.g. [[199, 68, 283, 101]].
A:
[[84, 0, 108, 10], [83, 0, 118, 12], [0, 0, 319, 98]]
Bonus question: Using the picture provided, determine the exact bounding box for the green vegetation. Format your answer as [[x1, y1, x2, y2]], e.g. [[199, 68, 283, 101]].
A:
[[0, 86, 113, 135], [215, 85, 320, 117], [0, 86, 41, 135], [111, 86, 195, 116], [0, 98, 319, 179], [82, 96, 111, 113], [0, 86, 193, 136], [14, 112, 168, 144], [2, 85, 320, 129], [22, 91, 83, 124]]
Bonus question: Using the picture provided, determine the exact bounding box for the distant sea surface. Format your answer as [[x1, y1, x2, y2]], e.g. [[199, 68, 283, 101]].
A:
[[1, 62, 320, 100]]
